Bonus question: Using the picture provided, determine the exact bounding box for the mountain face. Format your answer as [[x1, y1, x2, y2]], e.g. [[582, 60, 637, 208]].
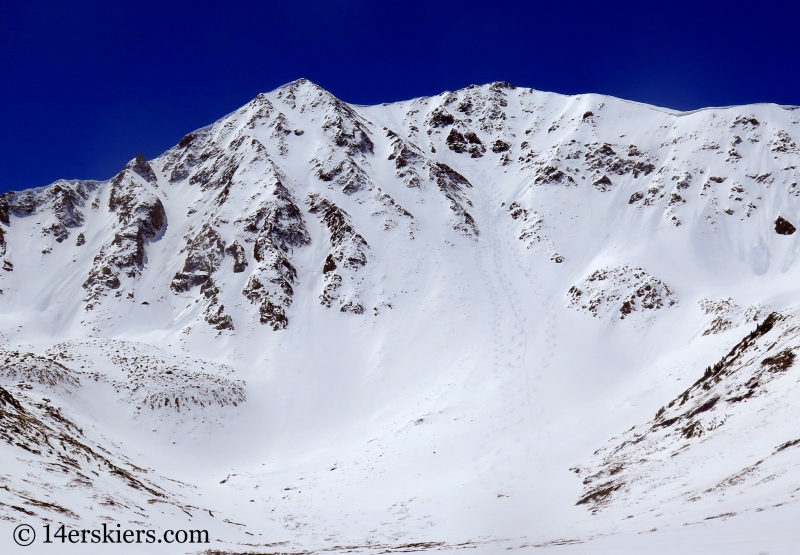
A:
[[2, 79, 800, 553]]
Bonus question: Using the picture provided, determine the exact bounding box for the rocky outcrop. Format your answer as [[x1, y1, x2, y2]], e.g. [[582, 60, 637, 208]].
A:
[[0, 384, 168, 513], [312, 147, 372, 195], [302, 85, 374, 196], [169, 223, 236, 330], [161, 127, 216, 184], [224, 241, 247, 273], [584, 142, 655, 182], [568, 266, 677, 320], [0, 193, 9, 225], [372, 191, 415, 236], [429, 162, 479, 238], [385, 129, 427, 189], [446, 128, 485, 158], [307, 193, 370, 314], [161, 99, 313, 331], [574, 312, 800, 513], [321, 104, 375, 156], [507, 201, 562, 261], [171, 223, 226, 293], [775, 215, 796, 235], [0, 181, 91, 244], [525, 141, 654, 192], [771, 130, 798, 153], [384, 128, 476, 237], [435, 82, 511, 136], [199, 279, 234, 331], [699, 298, 767, 336], [237, 170, 310, 330], [83, 157, 166, 306], [279, 78, 374, 156], [43, 181, 90, 242], [425, 106, 455, 129], [128, 152, 158, 183]]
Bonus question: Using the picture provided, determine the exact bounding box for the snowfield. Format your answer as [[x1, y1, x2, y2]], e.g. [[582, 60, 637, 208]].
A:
[[2, 79, 800, 553]]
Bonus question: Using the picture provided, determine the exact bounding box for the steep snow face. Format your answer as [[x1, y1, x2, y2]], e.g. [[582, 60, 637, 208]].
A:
[[2, 79, 800, 553]]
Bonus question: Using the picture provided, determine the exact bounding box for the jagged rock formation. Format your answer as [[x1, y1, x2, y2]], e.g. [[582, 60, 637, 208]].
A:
[[567, 266, 677, 320], [3, 78, 795, 332], [83, 156, 166, 306], [307, 193, 371, 314], [238, 166, 310, 330]]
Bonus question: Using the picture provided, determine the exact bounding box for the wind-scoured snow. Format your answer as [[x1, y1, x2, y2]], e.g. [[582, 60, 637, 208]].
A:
[[2, 79, 800, 553]]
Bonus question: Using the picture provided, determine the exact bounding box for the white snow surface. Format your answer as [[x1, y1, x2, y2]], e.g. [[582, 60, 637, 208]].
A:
[[2, 79, 800, 553]]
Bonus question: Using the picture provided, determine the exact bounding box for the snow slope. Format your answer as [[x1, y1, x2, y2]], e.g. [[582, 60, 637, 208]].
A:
[[2, 79, 800, 553]]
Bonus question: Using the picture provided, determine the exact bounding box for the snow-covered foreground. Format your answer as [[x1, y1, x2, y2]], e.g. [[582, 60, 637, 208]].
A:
[[2, 79, 800, 553]]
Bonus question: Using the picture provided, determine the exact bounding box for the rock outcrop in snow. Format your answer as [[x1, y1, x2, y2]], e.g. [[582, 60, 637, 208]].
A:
[[574, 310, 800, 515], [567, 266, 677, 320]]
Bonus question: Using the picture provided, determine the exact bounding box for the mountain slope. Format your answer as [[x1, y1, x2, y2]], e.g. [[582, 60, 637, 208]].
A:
[[1, 79, 800, 554]]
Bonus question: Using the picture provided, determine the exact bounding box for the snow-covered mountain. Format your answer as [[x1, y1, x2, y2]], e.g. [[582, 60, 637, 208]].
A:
[[2, 79, 800, 553]]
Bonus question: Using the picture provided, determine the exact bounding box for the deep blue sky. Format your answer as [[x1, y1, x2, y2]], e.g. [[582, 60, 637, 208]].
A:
[[1, 0, 798, 193]]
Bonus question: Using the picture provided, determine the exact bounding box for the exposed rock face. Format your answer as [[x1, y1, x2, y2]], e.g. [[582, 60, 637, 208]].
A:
[[584, 142, 655, 181], [0, 193, 9, 225], [492, 139, 511, 153], [169, 222, 236, 330], [313, 148, 372, 195], [775, 215, 796, 235], [699, 298, 767, 336], [568, 266, 677, 320], [224, 241, 247, 273], [771, 130, 798, 153], [525, 140, 655, 192], [446, 128, 485, 158], [372, 190, 415, 236], [429, 162, 479, 238], [383, 128, 477, 237], [129, 152, 158, 183], [307, 193, 370, 314], [238, 170, 310, 330], [507, 201, 562, 261], [171, 223, 226, 293], [0, 181, 91, 244], [42, 182, 90, 242], [83, 157, 166, 306], [162, 127, 215, 184], [426, 107, 455, 128]]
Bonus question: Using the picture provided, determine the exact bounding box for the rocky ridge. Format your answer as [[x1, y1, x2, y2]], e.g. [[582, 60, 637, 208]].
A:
[[1, 80, 798, 331]]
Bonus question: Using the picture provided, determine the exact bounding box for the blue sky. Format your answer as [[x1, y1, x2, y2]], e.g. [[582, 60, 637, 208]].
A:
[[1, 0, 798, 193]]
